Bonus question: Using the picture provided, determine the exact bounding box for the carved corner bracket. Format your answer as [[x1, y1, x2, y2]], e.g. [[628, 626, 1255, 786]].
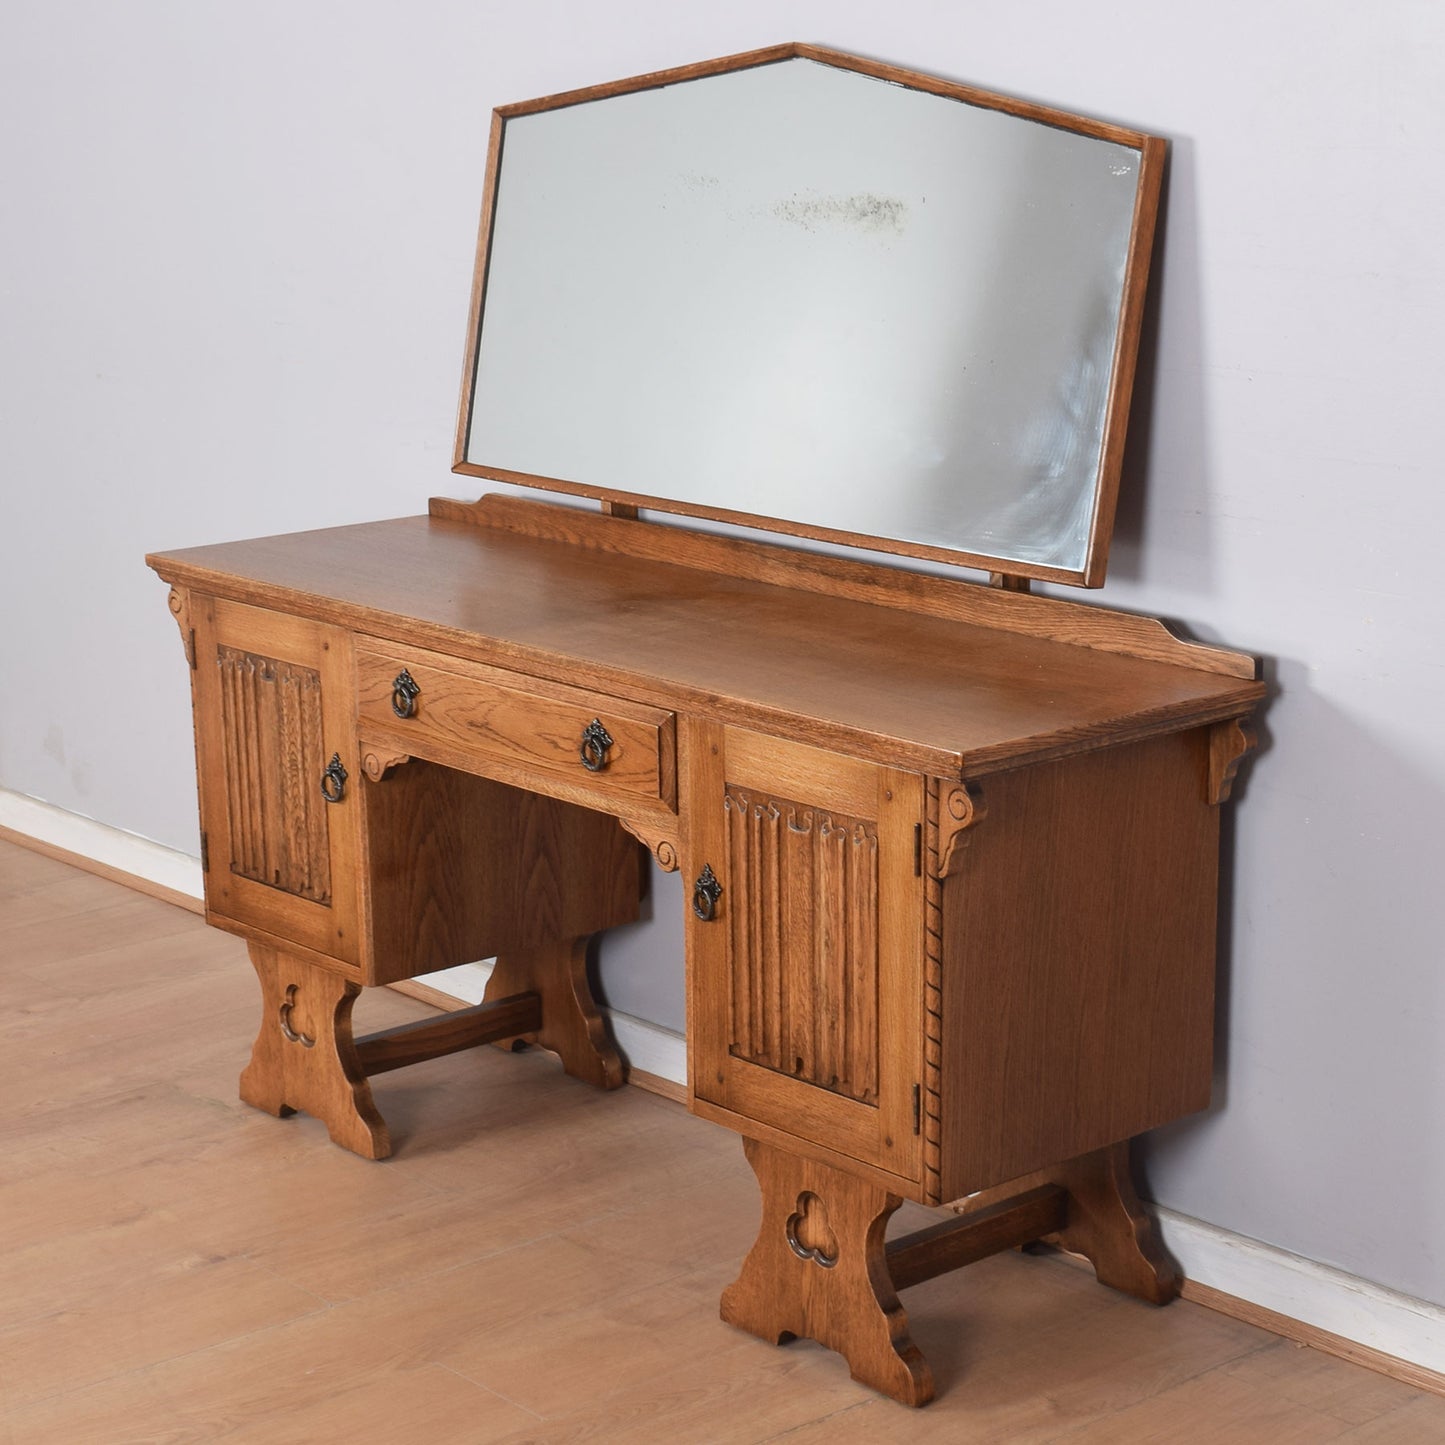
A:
[[616, 815, 680, 872], [1207, 717, 1257, 805], [361, 749, 412, 783], [936, 782, 988, 879], [166, 587, 196, 668]]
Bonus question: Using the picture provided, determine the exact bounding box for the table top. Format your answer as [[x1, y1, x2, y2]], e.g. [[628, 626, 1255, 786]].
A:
[[149, 503, 1263, 779]]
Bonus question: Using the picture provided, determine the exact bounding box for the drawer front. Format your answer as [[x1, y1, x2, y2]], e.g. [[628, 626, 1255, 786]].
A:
[[356, 645, 675, 809]]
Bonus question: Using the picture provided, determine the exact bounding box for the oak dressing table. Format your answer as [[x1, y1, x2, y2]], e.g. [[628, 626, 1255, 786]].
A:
[[148, 45, 1263, 1407]]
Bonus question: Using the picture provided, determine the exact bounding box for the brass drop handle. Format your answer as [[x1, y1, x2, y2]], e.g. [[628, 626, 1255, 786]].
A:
[[320, 753, 348, 803], [391, 668, 420, 719], [579, 718, 614, 772], [692, 863, 723, 922]]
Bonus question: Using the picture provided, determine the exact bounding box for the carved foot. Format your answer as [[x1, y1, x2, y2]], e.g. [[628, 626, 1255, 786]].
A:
[[1046, 1142, 1179, 1304], [238, 944, 390, 1159], [484, 936, 623, 1090], [721, 1138, 934, 1406]]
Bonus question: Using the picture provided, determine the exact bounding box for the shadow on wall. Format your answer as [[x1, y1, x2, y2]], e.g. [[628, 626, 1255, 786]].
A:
[[1107, 134, 1216, 595], [1137, 655, 1445, 1303], [592, 861, 687, 1034]]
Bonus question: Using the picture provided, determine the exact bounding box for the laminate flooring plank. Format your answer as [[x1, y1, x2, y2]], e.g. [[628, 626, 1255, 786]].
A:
[[1053, 1338, 1440, 1443], [0, 839, 93, 899], [0, 892, 200, 970], [0, 1253, 324, 1416], [19, 919, 239, 996], [215, 1365, 541, 1445], [235, 1099, 742, 1306], [3, 837, 1444, 1443], [1335, 1396, 1445, 1442], [0, 870, 147, 932], [1, 1355, 534, 1445]]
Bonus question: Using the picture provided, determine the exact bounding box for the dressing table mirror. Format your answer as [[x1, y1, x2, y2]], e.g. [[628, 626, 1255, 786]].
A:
[[457, 46, 1161, 584], [148, 43, 1263, 1408]]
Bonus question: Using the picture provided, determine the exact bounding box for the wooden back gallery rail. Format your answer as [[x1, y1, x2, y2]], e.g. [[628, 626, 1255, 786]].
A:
[[148, 44, 1263, 1409]]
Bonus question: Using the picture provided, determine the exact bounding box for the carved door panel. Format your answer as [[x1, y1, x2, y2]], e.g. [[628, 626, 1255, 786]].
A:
[[686, 722, 924, 1181], [190, 596, 361, 967]]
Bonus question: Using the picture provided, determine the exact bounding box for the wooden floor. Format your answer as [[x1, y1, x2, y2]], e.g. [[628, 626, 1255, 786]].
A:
[[3, 838, 1444, 1443]]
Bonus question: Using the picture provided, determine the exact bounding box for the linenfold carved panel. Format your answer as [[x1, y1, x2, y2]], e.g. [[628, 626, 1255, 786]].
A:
[[216, 646, 332, 904], [724, 787, 879, 1105]]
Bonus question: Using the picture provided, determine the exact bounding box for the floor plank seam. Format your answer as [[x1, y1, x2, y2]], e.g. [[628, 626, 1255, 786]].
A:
[[431, 1360, 547, 1421], [1041, 1330, 1291, 1441], [760, 1398, 876, 1440], [9, 841, 1445, 1438]]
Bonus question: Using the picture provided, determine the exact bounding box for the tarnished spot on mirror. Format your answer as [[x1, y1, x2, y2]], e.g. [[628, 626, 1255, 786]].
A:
[[453, 44, 1164, 586]]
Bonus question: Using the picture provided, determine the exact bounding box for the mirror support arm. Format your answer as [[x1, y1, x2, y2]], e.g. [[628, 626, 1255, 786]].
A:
[[988, 573, 1032, 594]]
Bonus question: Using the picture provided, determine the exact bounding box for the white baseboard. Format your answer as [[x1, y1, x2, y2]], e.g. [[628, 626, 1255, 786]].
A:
[[414, 961, 688, 1086], [0, 787, 204, 900], [1156, 1208, 1445, 1377], [4, 789, 1441, 1382], [0, 787, 689, 1084]]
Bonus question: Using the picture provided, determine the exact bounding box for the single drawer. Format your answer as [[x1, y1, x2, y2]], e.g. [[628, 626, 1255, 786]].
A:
[[355, 644, 676, 810]]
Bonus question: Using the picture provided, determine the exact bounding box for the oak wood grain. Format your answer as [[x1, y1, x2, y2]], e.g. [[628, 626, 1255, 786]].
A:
[[687, 720, 924, 1183], [451, 106, 506, 468], [1046, 1142, 1180, 1304], [148, 420, 1262, 1408], [436, 493, 1259, 678], [721, 1136, 933, 1406], [360, 760, 640, 986], [483, 937, 625, 1091], [450, 46, 1163, 589], [190, 597, 362, 967], [938, 729, 1219, 1196], [238, 943, 389, 1159], [886, 1184, 1068, 1291], [484, 42, 1156, 147], [355, 640, 675, 808], [215, 645, 331, 903], [1209, 714, 1259, 804], [16, 845, 1445, 1438], [920, 781, 947, 1205], [354, 992, 543, 1076], [722, 785, 880, 1106], [149, 511, 1263, 782], [1085, 125, 1166, 585]]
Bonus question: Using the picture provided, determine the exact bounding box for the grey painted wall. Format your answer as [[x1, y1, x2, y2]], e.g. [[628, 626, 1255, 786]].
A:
[[3, 2, 1442, 1305]]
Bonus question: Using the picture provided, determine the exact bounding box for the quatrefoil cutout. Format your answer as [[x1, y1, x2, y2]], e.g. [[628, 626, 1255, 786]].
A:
[[785, 1190, 839, 1269]]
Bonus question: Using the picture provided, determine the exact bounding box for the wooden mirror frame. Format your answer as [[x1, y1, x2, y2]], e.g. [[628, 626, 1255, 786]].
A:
[[451, 42, 1166, 588]]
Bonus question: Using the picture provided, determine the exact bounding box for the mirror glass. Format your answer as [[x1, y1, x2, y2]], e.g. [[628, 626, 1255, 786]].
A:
[[458, 53, 1156, 584]]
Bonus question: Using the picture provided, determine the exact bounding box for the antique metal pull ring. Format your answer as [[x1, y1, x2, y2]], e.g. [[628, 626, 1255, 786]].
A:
[[579, 718, 614, 772], [692, 863, 722, 921], [391, 668, 420, 719], [320, 753, 348, 803]]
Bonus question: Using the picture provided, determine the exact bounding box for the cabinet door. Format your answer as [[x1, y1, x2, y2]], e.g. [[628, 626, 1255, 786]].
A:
[[686, 723, 924, 1180], [190, 596, 361, 967]]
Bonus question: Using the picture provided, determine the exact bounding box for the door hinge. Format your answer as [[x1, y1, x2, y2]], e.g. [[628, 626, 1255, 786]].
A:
[[199, 830, 210, 873], [912, 1083, 922, 1134], [913, 823, 923, 876], [185, 627, 197, 669]]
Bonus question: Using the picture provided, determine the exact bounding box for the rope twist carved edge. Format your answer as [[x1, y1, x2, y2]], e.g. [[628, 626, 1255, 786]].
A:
[[922, 778, 945, 1205]]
